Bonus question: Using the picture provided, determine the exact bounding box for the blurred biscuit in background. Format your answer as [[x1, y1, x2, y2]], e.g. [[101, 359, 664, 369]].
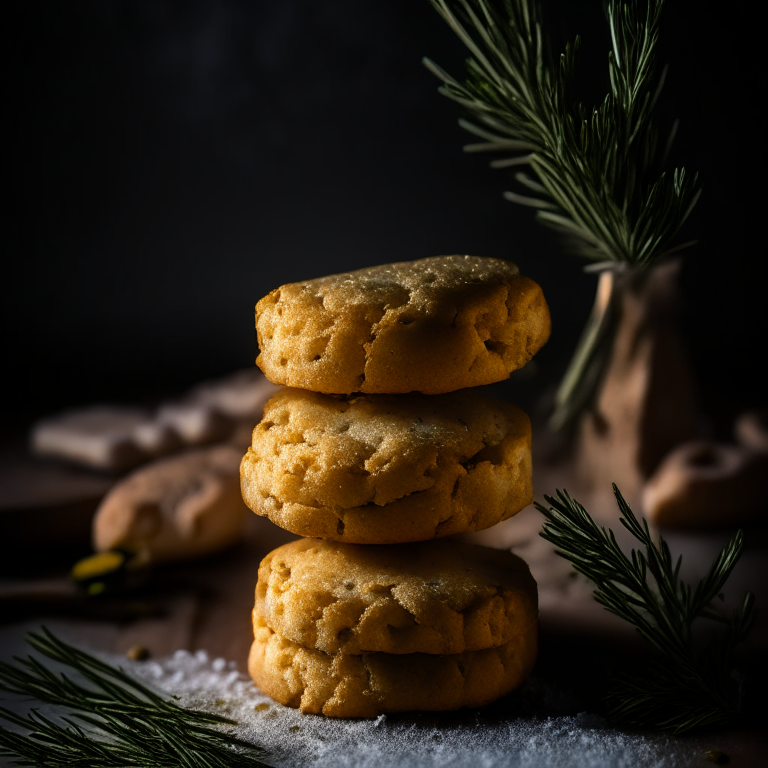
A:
[[92, 444, 251, 563]]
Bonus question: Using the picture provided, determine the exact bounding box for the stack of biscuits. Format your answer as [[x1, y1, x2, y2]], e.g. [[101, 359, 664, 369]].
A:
[[240, 255, 551, 717]]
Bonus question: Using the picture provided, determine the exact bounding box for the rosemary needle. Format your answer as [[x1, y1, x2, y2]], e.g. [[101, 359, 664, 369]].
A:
[[536, 485, 755, 734], [0, 627, 272, 767]]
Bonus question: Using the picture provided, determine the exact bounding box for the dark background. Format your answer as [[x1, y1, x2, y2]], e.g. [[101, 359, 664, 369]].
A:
[[4, 0, 765, 430]]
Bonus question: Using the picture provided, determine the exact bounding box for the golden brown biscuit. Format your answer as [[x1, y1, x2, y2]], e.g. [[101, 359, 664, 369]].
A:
[[254, 538, 537, 655], [248, 617, 537, 717], [93, 445, 250, 563], [255, 255, 550, 394], [240, 388, 532, 543]]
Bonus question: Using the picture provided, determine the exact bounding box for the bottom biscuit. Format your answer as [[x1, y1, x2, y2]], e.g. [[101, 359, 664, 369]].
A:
[[248, 618, 537, 717]]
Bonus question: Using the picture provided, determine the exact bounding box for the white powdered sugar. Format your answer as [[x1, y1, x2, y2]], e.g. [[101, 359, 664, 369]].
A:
[[121, 648, 708, 768]]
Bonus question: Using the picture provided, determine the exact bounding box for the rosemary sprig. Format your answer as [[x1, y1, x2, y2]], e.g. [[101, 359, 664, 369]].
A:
[[0, 627, 271, 767], [536, 485, 755, 734], [424, 0, 701, 428]]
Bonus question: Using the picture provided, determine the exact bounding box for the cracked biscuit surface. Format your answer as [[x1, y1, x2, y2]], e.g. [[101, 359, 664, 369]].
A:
[[254, 538, 538, 655], [248, 616, 538, 717], [255, 255, 550, 394], [240, 388, 532, 543]]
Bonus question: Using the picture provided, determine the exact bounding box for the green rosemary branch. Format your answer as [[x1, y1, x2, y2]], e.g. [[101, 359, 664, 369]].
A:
[[424, 0, 701, 428], [536, 485, 755, 734], [425, 0, 700, 264], [0, 627, 271, 767]]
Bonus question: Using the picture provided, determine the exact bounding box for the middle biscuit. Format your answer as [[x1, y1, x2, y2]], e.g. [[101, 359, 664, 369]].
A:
[[240, 387, 532, 544]]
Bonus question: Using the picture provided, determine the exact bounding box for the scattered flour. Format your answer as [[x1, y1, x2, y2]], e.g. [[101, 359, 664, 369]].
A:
[[120, 649, 706, 768]]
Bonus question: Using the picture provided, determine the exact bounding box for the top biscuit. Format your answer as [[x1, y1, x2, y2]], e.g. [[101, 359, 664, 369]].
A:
[[255, 255, 550, 394]]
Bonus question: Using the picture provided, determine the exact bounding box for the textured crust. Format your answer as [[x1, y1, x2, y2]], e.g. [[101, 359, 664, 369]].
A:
[[240, 388, 532, 544], [248, 618, 537, 717], [254, 255, 551, 394], [254, 538, 537, 656]]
